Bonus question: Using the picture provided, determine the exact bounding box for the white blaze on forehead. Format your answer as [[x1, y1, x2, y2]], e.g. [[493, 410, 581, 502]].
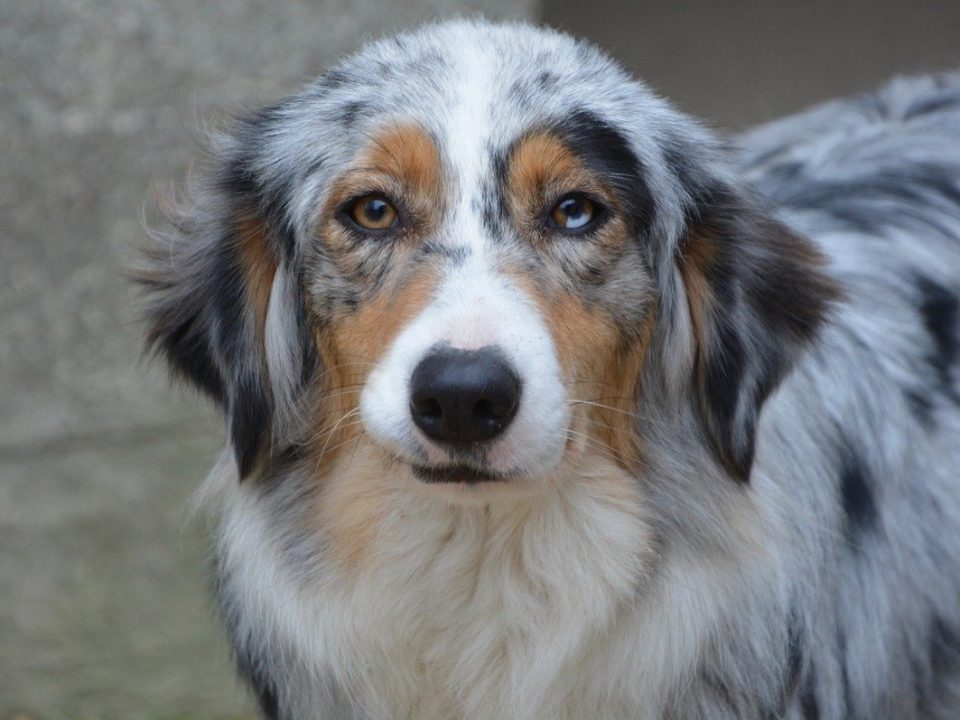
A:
[[443, 35, 498, 254]]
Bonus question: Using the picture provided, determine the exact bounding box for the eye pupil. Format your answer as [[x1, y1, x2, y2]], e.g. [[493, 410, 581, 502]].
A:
[[348, 194, 398, 231], [364, 199, 387, 221], [561, 198, 584, 220], [550, 194, 597, 231]]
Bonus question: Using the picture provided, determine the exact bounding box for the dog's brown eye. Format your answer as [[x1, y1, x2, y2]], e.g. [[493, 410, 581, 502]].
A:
[[348, 194, 398, 231], [548, 194, 598, 232]]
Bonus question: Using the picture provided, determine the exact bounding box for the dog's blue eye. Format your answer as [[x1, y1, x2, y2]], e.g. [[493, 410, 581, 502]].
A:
[[549, 194, 598, 231], [348, 193, 398, 231]]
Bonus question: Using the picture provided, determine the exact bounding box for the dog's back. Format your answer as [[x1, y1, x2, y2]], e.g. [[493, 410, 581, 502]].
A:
[[740, 73, 960, 719]]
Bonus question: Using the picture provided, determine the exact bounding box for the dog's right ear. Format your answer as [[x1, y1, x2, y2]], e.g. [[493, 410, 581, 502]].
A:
[[137, 109, 311, 479]]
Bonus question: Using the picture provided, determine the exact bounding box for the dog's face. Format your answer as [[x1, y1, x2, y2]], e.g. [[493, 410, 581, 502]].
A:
[[142, 21, 837, 504], [316, 112, 656, 500]]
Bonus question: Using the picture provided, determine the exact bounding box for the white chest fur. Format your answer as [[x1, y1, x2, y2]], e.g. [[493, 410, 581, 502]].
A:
[[209, 453, 751, 719]]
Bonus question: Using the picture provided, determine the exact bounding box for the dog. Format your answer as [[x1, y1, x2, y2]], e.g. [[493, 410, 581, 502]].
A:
[[138, 19, 960, 719]]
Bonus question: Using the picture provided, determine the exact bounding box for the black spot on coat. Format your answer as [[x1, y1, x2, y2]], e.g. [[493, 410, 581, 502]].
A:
[[916, 275, 959, 401], [904, 387, 935, 427], [838, 438, 878, 542]]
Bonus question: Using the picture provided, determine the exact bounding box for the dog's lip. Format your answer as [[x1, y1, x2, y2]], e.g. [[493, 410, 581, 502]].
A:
[[411, 463, 514, 485]]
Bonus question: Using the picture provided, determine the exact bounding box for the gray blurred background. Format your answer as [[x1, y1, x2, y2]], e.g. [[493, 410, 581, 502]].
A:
[[2, 1, 958, 717]]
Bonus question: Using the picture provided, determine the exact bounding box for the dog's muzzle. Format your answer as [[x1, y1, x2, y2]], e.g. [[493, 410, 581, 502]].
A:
[[409, 345, 521, 447]]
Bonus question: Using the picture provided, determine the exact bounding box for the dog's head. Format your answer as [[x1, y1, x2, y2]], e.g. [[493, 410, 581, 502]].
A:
[[140, 21, 837, 501]]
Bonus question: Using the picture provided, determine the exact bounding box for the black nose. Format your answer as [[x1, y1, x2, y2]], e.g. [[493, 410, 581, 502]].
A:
[[409, 346, 522, 446]]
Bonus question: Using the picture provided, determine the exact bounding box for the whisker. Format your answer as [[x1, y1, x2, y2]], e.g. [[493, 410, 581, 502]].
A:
[[569, 399, 647, 420], [311, 428, 368, 459], [306, 416, 365, 447], [310, 408, 362, 455]]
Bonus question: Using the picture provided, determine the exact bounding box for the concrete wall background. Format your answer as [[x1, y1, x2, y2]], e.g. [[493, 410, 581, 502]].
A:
[[542, 0, 960, 130], [2, 1, 957, 718]]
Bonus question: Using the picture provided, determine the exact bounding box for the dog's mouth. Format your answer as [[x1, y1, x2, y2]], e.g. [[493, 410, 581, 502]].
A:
[[411, 463, 515, 485]]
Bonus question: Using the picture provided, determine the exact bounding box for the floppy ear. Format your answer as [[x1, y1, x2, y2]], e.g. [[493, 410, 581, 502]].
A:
[[677, 184, 840, 480], [138, 113, 309, 479]]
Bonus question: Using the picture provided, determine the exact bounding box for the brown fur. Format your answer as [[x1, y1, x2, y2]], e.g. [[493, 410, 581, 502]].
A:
[[677, 231, 718, 353], [323, 123, 444, 244], [235, 216, 278, 344], [308, 122, 445, 464], [518, 274, 651, 473], [506, 131, 623, 246], [302, 125, 447, 567], [318, 444, 393, 570], [504, 131, 651, 472]]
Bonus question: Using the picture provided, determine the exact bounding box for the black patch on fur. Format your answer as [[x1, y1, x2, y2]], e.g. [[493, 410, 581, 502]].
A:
[[915, 615, 960, 714], [767, 610, 814, 719], [480, 185, 508, 243], [704, 318, 747, 442], [702, 672, 740, 715], [482, 149, 511, 241], [338, 100, 368, 127], [215, 556, 283, 719], [905, 93, 960, 119], [230, 372, 272, 479], [551, 108, 655, 232], [916, 275, 959, 401], [318, 68, 349, 89], [678, 178, 840, 481], [764, 619, 807, 720], [931, 615, 960, 674], [237, 651, 281, 720], [799, 669, 821, 720], [535, 70, 558, 91], [904, 387, 935, 427], [769, 163, 960, 237], [838, 439, 878, 542], [218, 104, 301, 263], [143, 293, 226, 403], [918, 615, 960, 712], [418, 241, 470, 266], [508, 78, 531, 107]]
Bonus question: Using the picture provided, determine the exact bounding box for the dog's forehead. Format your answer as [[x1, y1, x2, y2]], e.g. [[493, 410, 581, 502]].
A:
[[317, 21, 634, 165]]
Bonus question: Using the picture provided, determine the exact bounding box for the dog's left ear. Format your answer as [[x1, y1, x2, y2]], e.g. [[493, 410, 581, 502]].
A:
[[676, 183, 841, 480], [137, 111, 311, 480]]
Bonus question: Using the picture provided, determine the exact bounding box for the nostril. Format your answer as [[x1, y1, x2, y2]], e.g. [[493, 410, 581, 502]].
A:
[[474, 398, 496, 419], [409, 345, 522, 446], [413, 396, 442, 418], [474, 395, 516, 421]]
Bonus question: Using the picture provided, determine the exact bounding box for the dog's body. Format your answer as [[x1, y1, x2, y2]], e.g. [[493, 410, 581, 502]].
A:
[[141, 20, 960, 719]]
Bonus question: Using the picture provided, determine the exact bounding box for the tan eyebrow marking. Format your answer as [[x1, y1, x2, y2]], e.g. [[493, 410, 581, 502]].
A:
[[323, 122, 444, 233]]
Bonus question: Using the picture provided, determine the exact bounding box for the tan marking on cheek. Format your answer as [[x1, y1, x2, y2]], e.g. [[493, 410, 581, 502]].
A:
[[514, 273, 653, 472], [593, 309, 655, 471], [304, 268, 438, 569], [235, 217, 277, 342], [310, 267, 439, 468]]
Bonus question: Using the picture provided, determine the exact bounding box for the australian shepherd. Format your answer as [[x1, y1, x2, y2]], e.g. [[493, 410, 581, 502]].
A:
[[139, 19, 960, 719]]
